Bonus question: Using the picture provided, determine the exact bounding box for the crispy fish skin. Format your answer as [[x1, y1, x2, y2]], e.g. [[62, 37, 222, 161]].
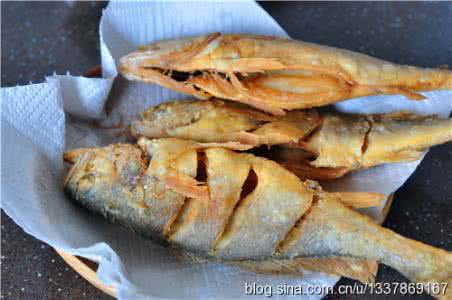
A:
[[119, 33, 452, 114], [131, 100, 452, 179], [64, 138, 452, 289]]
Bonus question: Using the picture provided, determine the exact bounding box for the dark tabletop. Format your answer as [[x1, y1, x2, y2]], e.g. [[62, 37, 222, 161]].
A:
[[1, 2, 451, 299]]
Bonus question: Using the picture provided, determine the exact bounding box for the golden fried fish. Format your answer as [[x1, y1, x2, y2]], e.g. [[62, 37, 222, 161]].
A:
[[131, 99, 452, 180], [64, 138, 452, 295], [119, 33, 452, 114]]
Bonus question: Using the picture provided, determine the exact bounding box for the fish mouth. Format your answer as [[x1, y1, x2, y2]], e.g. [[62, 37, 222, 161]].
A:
[[120, 61, 262, 103], [145, 68, 204, 83], [143, 67, 253, 86], [63, 148, 91, 164]]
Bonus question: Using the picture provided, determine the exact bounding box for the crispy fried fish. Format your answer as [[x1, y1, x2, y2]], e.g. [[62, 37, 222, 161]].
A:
[[131, 99, 452, 180], [119, 33, 452, 114], [64, 138, 452, 294]]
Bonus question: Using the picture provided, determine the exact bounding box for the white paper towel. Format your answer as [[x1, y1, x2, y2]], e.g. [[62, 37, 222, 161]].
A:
[[1, 1, 452, 299]]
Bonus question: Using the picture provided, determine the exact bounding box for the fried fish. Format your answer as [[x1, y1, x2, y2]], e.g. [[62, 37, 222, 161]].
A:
[[131, 99, 452, 180], [64, 138, 452, 294], [119, 33, 452, 114]]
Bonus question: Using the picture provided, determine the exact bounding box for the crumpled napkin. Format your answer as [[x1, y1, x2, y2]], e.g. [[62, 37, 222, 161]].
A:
[[1, 1, 451, 299]]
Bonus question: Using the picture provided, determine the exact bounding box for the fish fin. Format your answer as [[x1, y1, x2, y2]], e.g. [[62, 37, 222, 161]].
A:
[[380, 150, 424, 164], [378, 87, 426, 100], [330, 192, 385, 209], [233, 257, 376, 284], [163, 172, 210, 202], [171, 249, 376, 284], [229, 131, 262, 147], [278, 160, 349, 181], [371, 111, 436, 121], [188, 74, 287, 116], [197, 141, 255, 151], [378, 193, 394, 224]]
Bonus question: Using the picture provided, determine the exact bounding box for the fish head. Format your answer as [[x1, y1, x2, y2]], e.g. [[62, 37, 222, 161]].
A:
[[118, 33, 225, 100], [63, 144, 147, 212]]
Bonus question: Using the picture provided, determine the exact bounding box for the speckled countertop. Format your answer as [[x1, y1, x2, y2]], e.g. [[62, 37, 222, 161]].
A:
[[1, 2, 451, 299]]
